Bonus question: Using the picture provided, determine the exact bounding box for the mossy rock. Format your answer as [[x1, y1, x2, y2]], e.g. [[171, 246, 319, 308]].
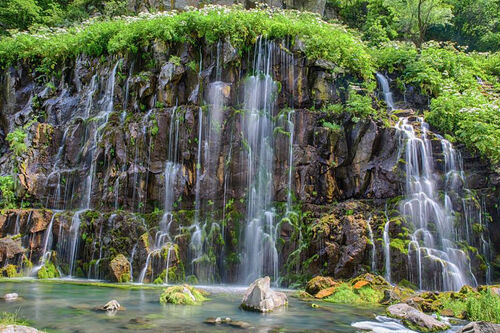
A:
[[0, 264, 20, 278], [159, 284, 208, 305], [37, 261, 60, 279], [305, 276, 336, 295], [350, 273, 390, 288]]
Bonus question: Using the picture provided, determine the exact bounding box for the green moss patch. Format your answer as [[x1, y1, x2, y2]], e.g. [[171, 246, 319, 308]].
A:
[[37, 261, 60, 279], [159, 284, 208, 305], [323, 283, 384, 304]]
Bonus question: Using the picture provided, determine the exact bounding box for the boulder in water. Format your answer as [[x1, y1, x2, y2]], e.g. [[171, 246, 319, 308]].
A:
[[241, 276, 287, 312], [387, 303, 449, 332], [96, 300, 123, 313], [159, 285, 208, 305], [457, 321, 500, 333], [2, 293, 18, 301], [109, 254, 130, 282]]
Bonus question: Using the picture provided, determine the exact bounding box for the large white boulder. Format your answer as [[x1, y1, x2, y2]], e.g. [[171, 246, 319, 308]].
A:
[[241, 276, 287, 313]]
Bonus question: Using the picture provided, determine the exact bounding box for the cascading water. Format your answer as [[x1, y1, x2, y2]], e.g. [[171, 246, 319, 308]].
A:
[[397, 117, 478, 291], [55, 60, 120, 277], [366, 217, 376, 273], [239, 38, 279, 283], [383, 206, 391, 284], [138, 106, 180, 283], [286, 110, 295, 213], [376, 72, 395, 111]]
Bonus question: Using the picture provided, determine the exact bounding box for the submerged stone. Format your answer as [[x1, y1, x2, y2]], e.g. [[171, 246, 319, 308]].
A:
[[2, 293, 18, 301], [241, 276, 288, 313]]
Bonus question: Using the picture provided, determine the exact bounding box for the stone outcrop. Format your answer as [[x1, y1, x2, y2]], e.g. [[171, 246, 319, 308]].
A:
[[0, 238, 24, 263], [241, 277, 288, 312], [109, 254, 131, 282], [387, 303, 450, 332]]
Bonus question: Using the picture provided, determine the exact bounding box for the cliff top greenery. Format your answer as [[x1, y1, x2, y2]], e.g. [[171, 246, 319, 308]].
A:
[[0, 5, 373, 77]]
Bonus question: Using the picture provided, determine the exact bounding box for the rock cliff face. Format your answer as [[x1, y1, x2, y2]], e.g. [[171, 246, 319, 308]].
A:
[[0, 37, 497, 286]]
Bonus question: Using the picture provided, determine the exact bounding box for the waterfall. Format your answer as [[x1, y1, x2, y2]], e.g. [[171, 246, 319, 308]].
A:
[[396, 117, 477, 291], [83, 60, 120, 209], [286, 110, 295, 213], [376, 72, 395, 111], [240, 38, 279, 283], [190, 107, 204, 269], [138, 106, 180, 283], [59, 60, 120, 277], [32, 211, 59, 275], [68, 210, 84, 276], [383, 207, 391, 284], [366, 217, 376, 273]]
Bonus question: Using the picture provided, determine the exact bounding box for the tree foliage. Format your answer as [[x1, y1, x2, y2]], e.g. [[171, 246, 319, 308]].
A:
[[383, 0, 453, 48]]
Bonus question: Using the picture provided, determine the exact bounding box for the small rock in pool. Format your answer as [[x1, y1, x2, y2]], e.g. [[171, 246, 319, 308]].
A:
[[96, 300, 123, 312], [204, 317, 250, 329], [2, 293, 18, 301], [227, 320, 251, 329], [204, 317, 231, 325], [129, 317, 148, 324]]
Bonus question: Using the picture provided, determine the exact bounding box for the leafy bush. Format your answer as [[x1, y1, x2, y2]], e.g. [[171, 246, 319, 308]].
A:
[[426, 91, 500, 163], [466, 289, 500, 323], [346, 88, 377, 118], [0, 175, 16, 209], [37, 261, 60, 279], [438, 289, 500, 323], [6, 128, 27, 158]]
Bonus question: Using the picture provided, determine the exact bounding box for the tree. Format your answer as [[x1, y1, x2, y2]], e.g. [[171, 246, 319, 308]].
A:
[[384, 0, 453, 48], [0, 0, 42, 31]]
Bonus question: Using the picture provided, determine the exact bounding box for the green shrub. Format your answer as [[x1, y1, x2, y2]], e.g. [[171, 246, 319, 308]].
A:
[[0, 312, 29, 327], [466, 290, 500, 323], [37, 261, 60, 279], [6, 128, 27, 158], [0, 176, 16, 209]]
